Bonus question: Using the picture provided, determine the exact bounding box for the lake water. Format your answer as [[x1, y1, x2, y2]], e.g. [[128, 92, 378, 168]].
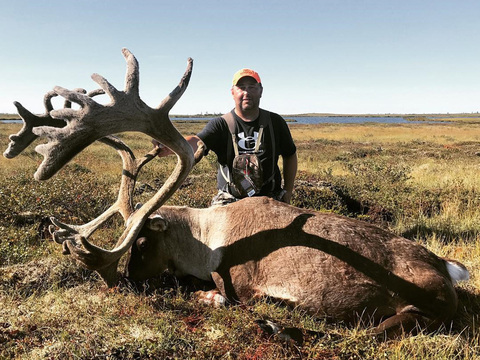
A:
[[170, 116, 423, 125], [1, 116, 427, 125], [283, 116, 414, 124]]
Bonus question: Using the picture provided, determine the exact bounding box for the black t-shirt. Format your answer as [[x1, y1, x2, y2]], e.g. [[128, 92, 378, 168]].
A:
[[197, 109, 296, 195]]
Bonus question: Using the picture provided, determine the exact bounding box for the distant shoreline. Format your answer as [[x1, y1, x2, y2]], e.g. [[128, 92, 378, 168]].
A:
[[283, 113, 480, 118], [2, 112, 479, 125], [1, 112, 479, 120]]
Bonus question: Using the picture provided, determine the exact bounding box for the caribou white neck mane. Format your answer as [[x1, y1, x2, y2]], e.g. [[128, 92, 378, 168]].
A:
[[3, 49, 469, 338]]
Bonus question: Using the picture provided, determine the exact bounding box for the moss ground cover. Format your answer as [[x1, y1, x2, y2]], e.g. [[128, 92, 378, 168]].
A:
[[1, 121, 479, 359]]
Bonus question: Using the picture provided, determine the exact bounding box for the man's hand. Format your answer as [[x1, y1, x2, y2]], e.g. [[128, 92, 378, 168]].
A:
[[282, 191, 292, 204], [151, 138, 173, 157]]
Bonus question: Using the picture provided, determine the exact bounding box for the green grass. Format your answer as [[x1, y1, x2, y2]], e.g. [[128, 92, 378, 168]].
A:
[[1, 121, 480, 359]]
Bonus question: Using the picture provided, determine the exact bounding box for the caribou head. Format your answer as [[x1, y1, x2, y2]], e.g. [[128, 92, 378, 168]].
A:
[[4, 50, 469, 338]]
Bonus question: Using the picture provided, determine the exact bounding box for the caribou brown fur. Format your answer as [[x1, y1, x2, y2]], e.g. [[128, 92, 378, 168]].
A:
[[126, 197, 468, 336], [3, 49, 468, 338]]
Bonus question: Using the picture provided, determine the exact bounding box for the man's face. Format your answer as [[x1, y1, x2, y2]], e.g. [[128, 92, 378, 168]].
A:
[[231, 77, 263, 112]]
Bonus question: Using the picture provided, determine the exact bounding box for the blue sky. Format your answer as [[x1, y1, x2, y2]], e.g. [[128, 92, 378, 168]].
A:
[[1, 0, 479, 115]]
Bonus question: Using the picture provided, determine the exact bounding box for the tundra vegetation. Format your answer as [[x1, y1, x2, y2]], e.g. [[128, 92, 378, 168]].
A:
[[1, 119, 480, 359]]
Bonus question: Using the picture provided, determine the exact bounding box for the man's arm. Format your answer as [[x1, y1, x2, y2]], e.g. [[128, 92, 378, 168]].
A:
[[153, 135, 202, 157], [282, 151, 298, 204]]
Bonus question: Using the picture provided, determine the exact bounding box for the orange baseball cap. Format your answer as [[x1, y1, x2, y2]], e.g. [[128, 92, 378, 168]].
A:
[[232, 68, 261, 86]]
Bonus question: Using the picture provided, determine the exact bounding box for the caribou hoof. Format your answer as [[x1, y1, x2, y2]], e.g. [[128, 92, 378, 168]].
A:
[[195, 289, 226, 307]]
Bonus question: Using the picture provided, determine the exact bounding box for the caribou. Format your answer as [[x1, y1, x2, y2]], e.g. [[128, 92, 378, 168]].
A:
[[4, 49, 469, 338]]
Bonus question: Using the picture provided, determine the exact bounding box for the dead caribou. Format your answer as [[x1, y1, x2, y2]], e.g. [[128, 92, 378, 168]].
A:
[[4, 49, 469, 338]]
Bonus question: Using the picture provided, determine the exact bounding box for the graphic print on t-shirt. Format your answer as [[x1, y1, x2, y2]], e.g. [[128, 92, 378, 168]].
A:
[[237, 131, 262, 153]]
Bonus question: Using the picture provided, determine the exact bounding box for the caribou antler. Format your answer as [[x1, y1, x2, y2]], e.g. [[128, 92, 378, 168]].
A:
[[50, 135, 162, 249], [10, 49, 195, 286], [4, 91, 71, 159], [32, 48, 193, 181]]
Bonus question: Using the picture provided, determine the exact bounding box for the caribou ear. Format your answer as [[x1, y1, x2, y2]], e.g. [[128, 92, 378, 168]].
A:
[[146, 215, 168, 232]]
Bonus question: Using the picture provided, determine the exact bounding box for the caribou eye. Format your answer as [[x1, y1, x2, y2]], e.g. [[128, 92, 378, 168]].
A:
[[136, 237, 148, 251]]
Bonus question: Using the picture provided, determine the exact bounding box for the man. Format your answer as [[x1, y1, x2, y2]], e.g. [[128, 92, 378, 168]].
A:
[[155, 68, 297, 205]]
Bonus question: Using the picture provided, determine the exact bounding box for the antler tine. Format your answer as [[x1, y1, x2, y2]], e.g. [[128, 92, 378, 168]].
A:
[[44, 90, 57, 112], [63, 88, 87, 108], [157, 57, 193, 112], [122, 48, 140, 97], [87, 89, 105, 97], [3, 92, 68, 159]]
